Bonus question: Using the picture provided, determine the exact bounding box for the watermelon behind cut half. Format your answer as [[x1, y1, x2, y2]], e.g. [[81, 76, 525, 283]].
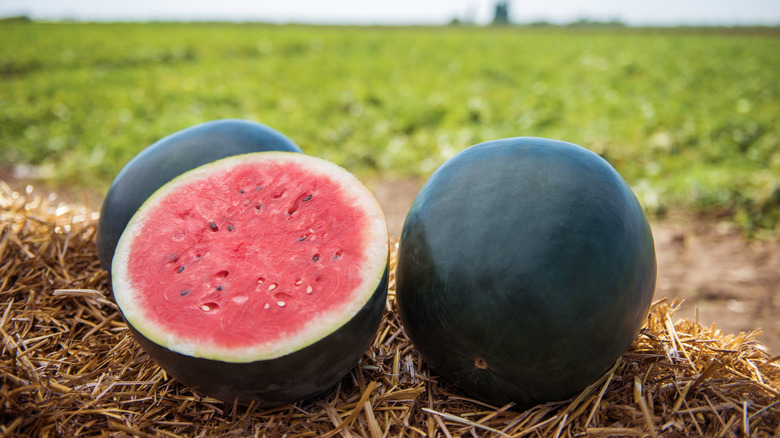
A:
[[111, 152, 389, 406]]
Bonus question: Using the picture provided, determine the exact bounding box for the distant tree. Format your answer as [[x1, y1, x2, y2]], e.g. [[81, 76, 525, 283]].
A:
[[567, 17, 626, 27], [0, 15, 31, 23], [493, 1, 510, 25]]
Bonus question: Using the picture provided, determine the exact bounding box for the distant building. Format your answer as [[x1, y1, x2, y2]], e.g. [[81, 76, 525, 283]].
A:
[[493, 1, 510, 25]]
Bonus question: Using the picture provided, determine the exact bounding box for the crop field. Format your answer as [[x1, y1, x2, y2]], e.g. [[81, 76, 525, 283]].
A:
[[1, 22, 779, 231]]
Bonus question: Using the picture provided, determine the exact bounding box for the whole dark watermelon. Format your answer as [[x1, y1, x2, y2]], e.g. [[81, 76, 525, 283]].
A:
[[396, 137, 656, 408], [97, 119, 301, 270]]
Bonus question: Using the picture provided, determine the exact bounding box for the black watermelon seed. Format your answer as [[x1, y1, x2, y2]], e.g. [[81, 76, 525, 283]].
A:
[[303, 194, 312, 202], [209, 221, 218, 231], [216, 286, 223, 291], [180, 290, 190, 296], [177, 265, 185, 273], [256, 204, 262, 210], [312, 254, 319, 262], [237, 189, 245, 194], [227, 224, 234, 232]]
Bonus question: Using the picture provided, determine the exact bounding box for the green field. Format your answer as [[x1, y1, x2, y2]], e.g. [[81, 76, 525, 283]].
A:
[[1, 22, 779, 232]]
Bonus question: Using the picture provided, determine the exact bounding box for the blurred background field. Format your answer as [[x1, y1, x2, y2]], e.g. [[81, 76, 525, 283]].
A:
[[1, 21, 779, 233]]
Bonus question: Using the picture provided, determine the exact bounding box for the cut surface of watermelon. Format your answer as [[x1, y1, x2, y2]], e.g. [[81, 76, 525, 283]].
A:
[[111, 152, 388, 363]]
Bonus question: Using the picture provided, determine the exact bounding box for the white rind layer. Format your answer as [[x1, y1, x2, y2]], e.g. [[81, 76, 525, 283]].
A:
[[111, 152, 389, 363]]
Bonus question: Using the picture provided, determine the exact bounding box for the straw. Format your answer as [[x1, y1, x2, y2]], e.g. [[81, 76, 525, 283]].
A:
[[1, 181, 778, 437]]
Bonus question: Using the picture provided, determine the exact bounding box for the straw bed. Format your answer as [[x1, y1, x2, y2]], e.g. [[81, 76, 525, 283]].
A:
[[1, 182, 778, 437]]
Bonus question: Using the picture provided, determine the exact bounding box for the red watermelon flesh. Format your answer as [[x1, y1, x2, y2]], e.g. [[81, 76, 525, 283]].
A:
[[112, 152, 389, 365]]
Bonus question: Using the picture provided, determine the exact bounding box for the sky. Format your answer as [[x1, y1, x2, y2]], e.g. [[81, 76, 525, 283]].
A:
[[1, 0, 779, 26]]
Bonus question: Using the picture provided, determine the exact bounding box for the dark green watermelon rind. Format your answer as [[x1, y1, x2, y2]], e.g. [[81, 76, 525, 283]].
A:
[[97, 119, 302, 270], [124, 264, 388, 407], [396, 137, 657, 409]]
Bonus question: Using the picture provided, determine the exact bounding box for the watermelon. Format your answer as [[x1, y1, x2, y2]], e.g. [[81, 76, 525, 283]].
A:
[[97, 119, 301, 270], [111, 152, 389, 406], [395, 137, 656, 408]]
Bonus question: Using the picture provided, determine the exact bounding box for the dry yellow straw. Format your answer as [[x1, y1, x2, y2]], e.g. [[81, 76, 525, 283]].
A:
[[1, 182, 778, 437]]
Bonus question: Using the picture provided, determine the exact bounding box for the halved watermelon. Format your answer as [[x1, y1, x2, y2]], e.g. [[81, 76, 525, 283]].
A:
[[111, 152, 389, 406]]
